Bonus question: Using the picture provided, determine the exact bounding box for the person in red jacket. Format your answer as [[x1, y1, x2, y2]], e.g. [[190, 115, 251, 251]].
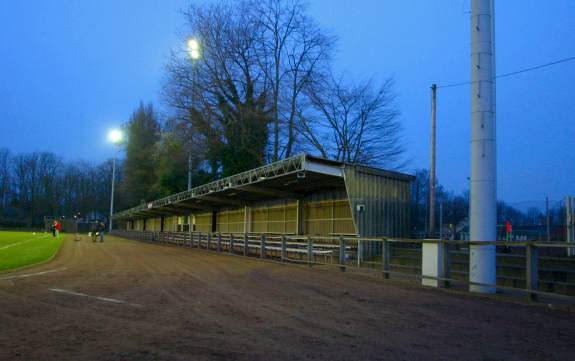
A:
[[55, 220, 62, 237], [505, 220, 512, 241]]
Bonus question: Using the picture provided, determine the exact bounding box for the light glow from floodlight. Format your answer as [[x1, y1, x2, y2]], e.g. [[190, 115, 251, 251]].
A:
[[187, 38, 201, 60], [108, 129, 123, 144], [190, 49, 200, 59], [188, 38, 199, 50]]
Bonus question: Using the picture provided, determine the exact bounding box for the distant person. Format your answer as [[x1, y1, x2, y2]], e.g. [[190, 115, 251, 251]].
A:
[[98, 221, 106, 242], [50, 220, 57, 237], [90, 222, 99, 243], [55, 220, 62, 237], [505, 220, 512, 241]]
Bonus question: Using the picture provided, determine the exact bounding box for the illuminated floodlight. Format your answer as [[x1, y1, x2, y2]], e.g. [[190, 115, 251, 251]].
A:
[[108, 129, 123, 144], [187, 38, 199, 50], [187, 38, 201, 60]]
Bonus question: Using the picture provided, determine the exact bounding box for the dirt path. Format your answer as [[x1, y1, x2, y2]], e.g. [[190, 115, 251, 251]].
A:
[[0, 236, 573, 361]]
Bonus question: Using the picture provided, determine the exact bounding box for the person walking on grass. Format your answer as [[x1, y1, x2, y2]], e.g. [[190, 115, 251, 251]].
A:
[[98, 221, 106, 242], [55, 220, 62, 237], [50, 220, 57, 237], [90, 221, 99, 243]]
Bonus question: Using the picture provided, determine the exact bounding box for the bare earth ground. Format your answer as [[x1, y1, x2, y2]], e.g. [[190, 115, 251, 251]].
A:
[[0, 236, 573, 361]]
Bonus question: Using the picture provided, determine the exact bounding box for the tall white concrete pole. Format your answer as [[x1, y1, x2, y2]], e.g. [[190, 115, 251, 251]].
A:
[[469, 0, 497, 293]]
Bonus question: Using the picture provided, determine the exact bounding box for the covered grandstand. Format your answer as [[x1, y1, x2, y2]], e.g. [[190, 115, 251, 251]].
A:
[[113, 154, 414, 238]]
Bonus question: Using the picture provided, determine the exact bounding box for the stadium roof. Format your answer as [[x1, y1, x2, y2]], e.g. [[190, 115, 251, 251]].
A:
[[113, 154, 414, 220]]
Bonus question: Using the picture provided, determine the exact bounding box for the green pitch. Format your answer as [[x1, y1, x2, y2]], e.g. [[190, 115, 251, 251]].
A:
[[0, 231, 64, 272]]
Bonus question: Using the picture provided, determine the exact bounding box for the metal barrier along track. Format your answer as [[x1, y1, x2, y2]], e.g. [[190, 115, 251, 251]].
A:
[[111, 230, 575, 302]]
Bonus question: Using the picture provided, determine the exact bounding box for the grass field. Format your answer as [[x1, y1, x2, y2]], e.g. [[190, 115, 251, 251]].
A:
[[0, 231, 64, 272]]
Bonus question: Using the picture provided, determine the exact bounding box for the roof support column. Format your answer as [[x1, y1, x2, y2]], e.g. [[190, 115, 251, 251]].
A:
[[297, 199, 305, 235], [244, 206, 252, 234]]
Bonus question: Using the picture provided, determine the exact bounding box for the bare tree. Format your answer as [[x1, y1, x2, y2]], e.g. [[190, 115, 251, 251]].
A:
[[256, 0, 299, 161], [301, 75, 405, 169], [163, 0, 334, 172], [165, 1, 272, 176], [0, 148, 10, 210], [0, 150, 119, 227], [255, 0, 334, 160]]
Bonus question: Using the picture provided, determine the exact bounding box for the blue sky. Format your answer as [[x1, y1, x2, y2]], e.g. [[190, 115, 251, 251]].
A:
[[0, 0, 573, 203]]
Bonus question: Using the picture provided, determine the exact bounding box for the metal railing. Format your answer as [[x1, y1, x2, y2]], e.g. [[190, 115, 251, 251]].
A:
[[112, 230, 575, 302]]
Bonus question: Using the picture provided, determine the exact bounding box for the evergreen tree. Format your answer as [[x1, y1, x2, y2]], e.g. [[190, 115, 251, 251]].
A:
[[121, 103, 161, 206], [152, 131, 188, 197]]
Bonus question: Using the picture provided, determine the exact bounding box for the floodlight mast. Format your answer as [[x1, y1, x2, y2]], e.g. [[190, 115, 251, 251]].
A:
[[469, 0, 497, 293], [187, 37, 201, 190], [108, 129, 123, 233]]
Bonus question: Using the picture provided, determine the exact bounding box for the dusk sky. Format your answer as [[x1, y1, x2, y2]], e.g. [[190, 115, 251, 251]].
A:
[[0, 0, 573, 204]]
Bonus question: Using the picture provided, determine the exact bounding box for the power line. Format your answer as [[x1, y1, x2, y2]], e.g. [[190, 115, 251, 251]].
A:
[[437, 55, 575, 89], [437, 80, 471, 89], [496, 56, 575, 79]]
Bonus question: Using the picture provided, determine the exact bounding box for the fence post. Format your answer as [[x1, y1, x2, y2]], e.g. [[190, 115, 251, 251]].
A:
[[382, 239, 390, 279], [217, 232, 222, 252], [357, 238, 362, 268], [307, 236, 313, 267], [198, 232, 202, 249], [260, 234, 266, 258], [207, 233, 212, 251], [229, 234, 234, 254], [526, 242, 539, 302], [244, 233, 249, 256], [339, 237, 346, 272], [281, 235, 287, 262], [442, 240, 450, 288], [188, 226, 192, 248]]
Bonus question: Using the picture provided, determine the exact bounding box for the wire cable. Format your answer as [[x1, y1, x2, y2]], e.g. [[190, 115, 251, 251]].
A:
[[437, 55, 575, 89], [495, 56, 575, 79]]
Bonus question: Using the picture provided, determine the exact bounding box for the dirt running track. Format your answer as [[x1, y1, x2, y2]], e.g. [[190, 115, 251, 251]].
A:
[[0, 236, 573, 361]]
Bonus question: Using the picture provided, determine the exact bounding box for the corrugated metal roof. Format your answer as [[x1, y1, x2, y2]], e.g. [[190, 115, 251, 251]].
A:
[[114, 153, 414, 221]]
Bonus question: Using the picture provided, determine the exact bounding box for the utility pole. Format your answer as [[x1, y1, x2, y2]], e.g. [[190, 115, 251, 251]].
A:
[[429, 84, 437, 238], [546, 196, 550, 242], [469, 0, 497, 293]]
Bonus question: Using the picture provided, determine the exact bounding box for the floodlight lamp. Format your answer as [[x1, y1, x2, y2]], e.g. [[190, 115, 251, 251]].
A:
[[187, 38, 201, 59], [189, 49, 200, 60], [187, 38, 199, 50], [108, 129, 123, 144]]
